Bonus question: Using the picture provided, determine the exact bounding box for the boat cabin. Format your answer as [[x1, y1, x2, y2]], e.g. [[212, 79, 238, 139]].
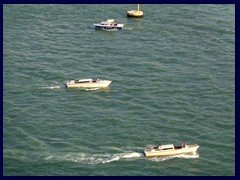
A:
[[155, 143, 188, 150], [74, 79, 100, 84], [76, 79, 92, 83], [158, 144, 175, 150], [100, 19, 116, 25]]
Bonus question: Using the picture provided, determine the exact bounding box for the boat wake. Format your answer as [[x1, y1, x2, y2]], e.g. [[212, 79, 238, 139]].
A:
[[45, 151, 199, 164], [45, 151, 144, 165], [41, 86, 61, 89], [100, 152, 144, 164], [44, 144, 199, 164], [148, 152, 200, 162]]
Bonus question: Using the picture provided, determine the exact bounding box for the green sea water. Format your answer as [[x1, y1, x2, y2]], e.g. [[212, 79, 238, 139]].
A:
[[3, 4, 235, 176]]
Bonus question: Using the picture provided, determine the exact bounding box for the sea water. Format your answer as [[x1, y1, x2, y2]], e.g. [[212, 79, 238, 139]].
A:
[[3, 4, 235, 175]]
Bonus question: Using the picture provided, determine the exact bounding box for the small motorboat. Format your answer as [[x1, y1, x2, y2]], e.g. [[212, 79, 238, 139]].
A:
[[127, 4, 143, 18], [94, 19, 124, 30], [65, 78, 112, 88], [144, 142, 199, 157]]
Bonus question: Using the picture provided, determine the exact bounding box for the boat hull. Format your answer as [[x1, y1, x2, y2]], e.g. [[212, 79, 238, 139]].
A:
[[127, 10, 143, 17], [65, 80, 112, 88], [94, 24, 124, 30], [144, 145, 199, 157]]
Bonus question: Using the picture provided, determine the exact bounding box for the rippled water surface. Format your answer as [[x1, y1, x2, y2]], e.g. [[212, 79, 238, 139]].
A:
[[3, 4, 235, 175]]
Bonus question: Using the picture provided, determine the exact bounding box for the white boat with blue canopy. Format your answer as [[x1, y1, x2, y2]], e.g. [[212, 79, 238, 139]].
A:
[[94, 19, 124, 30]]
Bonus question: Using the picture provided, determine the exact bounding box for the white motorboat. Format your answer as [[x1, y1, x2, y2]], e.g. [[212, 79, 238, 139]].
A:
[[65, 78, 112, 88], [127, 4, 143, 17], [94, 19, 124, 30], [144, 142, 199, 157]]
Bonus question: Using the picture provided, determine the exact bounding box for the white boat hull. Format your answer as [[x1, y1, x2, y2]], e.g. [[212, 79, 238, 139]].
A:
[[144, 145, 199, 157], [94, 19, 124, 30], [94, 24, 124, 30], [65, 80, 112, 88]]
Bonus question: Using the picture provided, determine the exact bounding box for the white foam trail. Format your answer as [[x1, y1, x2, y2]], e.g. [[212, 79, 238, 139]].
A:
[[45, 151, 144, 165], [101, 155, 120, 164], [101, 146, 124, 151], [44, 150, 199, 164], [85, 87, 101, 91], [101, 152, 143, 164], [41, 86, 61, 89], [123, 27, 133, 30], [45, 155, 53, 160], [122, 152, 144, 158], [148, 153, 200, 162]]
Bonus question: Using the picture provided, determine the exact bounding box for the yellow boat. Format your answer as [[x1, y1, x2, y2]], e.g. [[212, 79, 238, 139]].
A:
[[127, 4, 143, 17], [144, 142, 199, 157]]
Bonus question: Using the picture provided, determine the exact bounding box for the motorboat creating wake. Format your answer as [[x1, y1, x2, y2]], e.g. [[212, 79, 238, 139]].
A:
[[65, 78, 112, 88], [144, 142, 199, 157]]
